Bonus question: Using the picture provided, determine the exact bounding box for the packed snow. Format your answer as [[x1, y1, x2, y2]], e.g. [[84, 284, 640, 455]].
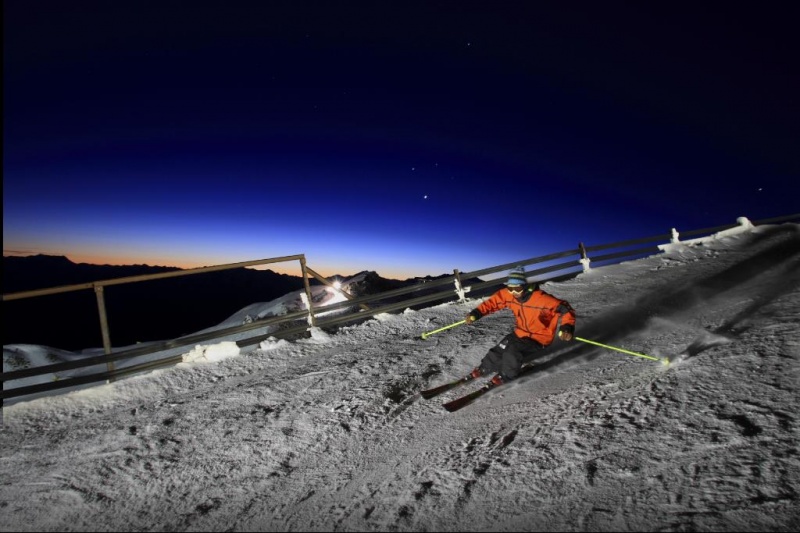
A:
[[2, 222, 799, 532]]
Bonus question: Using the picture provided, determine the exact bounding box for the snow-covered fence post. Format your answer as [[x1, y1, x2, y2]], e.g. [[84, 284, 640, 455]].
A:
[[299, 256, 316, 327], [579, 242, 591, 272], [671, 228, 680, 243], [300, 293, 314, 326], [453, 269, 467, 302]]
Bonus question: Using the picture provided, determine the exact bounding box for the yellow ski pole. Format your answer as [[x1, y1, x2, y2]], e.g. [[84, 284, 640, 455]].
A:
[[421, 320, 466, 340], [575, 337, 669, 366]]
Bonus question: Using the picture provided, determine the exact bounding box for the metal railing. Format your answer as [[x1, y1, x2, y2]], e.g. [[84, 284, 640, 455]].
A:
[[3, 213, 798, 401]]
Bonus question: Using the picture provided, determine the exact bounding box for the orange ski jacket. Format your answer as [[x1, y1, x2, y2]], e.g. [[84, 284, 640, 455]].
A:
[[469, 286, 576, 346]]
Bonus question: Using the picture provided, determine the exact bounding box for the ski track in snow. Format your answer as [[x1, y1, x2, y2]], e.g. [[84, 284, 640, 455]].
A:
[[1, 225, 799, 531]]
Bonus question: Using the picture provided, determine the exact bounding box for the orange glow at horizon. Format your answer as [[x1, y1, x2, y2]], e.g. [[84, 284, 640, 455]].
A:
[[3, 248, 423, 280]]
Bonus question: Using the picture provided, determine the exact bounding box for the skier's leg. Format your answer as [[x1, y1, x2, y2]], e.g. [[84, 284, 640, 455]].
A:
[[500, 345, 524, 380], [501, 336, 544, 380], [518, 337, 547, 366], [477, 334, 515, 375]]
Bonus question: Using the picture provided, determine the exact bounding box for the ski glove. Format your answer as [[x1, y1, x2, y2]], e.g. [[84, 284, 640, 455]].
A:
[[557, 325, 574, 341]]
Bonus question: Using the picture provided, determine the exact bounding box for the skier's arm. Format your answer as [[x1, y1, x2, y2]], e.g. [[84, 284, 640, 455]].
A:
[[465, 290, 508, 324], [555, 301, 576, 340]]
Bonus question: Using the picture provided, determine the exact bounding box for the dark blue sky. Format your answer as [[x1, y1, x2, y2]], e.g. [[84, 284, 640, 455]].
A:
[[4, 1, 798, 279]]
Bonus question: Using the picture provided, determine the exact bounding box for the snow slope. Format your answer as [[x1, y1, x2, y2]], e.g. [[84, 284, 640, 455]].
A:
[[1, 223, 798, 532]]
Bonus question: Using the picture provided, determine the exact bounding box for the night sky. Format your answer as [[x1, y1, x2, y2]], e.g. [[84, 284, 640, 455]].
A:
[[4, 1, 798, 279]]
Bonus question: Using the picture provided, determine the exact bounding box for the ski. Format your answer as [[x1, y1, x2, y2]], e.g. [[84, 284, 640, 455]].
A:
[[440, 362, 539, 412], [420, 374, 477, 400], [442, 378, 502, 412]]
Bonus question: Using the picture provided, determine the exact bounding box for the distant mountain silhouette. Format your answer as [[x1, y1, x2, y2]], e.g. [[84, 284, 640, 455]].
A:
[[3, 255, 471, 351], [2, 255, 314, 350]]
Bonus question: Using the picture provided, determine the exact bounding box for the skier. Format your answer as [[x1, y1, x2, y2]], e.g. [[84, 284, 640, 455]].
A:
[[464, 265, 576, 385]]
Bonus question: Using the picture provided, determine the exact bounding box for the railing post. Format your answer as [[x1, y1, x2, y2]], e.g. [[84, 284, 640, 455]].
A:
[[94, 284, 115, 380], [453, 269, 467, 302], [299, 256, 316, 327], [579, 242, 591, 272]]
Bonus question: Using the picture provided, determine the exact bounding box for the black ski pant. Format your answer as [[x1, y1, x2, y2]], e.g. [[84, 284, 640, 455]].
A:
[[478, 333, 545, 381]]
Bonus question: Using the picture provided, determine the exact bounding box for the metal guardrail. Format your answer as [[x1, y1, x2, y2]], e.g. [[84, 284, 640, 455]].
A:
[[3, 213, 799, 401], [2, 254, 313, 358]]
